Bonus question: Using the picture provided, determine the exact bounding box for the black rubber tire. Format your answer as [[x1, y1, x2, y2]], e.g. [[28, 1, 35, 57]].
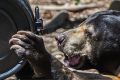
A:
[[0, 0, 35, 79]]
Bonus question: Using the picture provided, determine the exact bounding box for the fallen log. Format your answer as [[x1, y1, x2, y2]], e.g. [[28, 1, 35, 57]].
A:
[[31, 3, 103, 12]]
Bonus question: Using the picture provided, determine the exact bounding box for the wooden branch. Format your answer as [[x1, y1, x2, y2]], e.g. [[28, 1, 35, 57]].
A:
[[31, 3, 103, 12], [43, 10, 69, 34]]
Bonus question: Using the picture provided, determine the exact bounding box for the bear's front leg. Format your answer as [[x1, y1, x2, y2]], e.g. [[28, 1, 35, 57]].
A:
[[9, 31, 52, 79]]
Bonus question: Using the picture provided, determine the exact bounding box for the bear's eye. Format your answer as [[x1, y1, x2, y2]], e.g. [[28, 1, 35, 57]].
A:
[[72, 43, 79, 47]]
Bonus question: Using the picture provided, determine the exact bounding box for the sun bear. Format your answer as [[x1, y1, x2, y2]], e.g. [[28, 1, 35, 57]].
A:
[[9, 10, 120, 79]]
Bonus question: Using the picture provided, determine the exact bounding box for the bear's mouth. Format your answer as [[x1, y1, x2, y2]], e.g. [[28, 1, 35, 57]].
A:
[[64, 54, 81, 67]]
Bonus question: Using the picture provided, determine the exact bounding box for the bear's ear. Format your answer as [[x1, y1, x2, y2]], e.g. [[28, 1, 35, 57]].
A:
[[85, 25, 100, 41], [85, 25, 95, 36]]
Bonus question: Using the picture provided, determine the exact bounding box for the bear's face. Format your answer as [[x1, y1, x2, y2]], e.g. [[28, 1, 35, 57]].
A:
[[56, 21, 113, 69], [56, 24, 97, 68]]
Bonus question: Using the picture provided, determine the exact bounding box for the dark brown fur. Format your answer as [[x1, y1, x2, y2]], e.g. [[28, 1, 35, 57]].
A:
[[9, 10, 120, 79]]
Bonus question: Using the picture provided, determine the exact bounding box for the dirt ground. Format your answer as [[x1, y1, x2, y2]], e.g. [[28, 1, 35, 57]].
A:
[[5, 0, 112, 80]]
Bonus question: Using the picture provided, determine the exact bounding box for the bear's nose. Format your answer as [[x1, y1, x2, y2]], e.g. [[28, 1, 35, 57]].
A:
[[55, 34, 65, 44]]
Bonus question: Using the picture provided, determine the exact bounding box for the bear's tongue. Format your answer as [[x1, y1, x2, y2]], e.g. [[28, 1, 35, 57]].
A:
[[68, 55, 80, 66]]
